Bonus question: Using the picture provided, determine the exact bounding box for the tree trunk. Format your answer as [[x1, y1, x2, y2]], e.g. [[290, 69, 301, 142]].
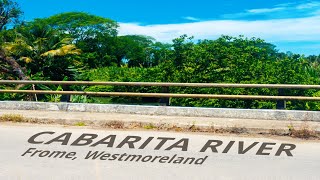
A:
[[0, 66, 10, 73], [0, 49, 33, 100], [0, 49, 28, 80]]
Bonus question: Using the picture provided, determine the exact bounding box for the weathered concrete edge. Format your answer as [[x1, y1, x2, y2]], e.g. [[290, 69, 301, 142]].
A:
[[2, 110, 320, 137], [1, 101, 320, 122]]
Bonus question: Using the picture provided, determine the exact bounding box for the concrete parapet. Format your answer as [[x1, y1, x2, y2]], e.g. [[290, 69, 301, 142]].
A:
[[0, 101, 319, 122]]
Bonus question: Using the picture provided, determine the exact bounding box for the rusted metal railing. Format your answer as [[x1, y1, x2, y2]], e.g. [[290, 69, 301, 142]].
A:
[[1, 80, 320, 109], [1, 80, 320, 89]]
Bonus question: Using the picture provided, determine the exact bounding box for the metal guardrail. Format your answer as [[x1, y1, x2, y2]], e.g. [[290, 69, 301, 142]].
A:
[[1, 80, 320, 89], [1, 90, 320, 101], [1, 80, 320, 109]]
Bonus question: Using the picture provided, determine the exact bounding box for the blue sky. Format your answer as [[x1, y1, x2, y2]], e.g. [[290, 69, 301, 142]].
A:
[[16, 0, 320, 55]]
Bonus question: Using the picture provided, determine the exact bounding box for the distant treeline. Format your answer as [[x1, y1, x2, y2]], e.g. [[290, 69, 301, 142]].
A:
[[1, 1, 320, 110]]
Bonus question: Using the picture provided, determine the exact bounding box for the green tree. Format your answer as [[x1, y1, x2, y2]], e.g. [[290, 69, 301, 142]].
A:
[[35, 12, 118, 38], [0, 0, 24, 80], [35, 12, 119, 69], [115, 35, 155, 67], [0, 0, 22, 31], [1, 20, 82, 80]]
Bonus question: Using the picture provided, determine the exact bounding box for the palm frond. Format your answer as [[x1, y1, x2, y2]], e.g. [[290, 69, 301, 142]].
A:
[[19, 57, 33, 63], [41, 44, 81, 57]]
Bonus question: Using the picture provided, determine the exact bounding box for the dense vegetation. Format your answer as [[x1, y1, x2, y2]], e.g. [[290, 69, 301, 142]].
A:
[[1, 0, 320, 110]]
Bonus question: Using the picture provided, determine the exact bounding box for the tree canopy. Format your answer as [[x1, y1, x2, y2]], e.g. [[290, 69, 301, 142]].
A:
[[1, 2, 320, 110], [34, 12, 118, 38], [0, 0, 22, 31]]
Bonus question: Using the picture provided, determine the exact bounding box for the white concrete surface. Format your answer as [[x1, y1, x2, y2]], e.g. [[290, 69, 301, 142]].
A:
[[0, 124, 319, 180], [1, 109, 320, 133], [1, 101, 320, 121]]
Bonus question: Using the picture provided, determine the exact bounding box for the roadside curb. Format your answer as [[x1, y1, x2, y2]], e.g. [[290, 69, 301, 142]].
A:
[[1, 101, 320, 122], [1, 109, 319, 139]]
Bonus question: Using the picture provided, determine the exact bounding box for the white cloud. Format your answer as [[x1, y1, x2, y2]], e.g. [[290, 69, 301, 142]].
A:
[[118, 15, 320, 43], [183, 16, 201, 21], [275, 2, 297, 7], [296, 1, 320, 9], [222, 6, 287, 19], [224, 1, 320, 18], [247, 7, 285, 14]]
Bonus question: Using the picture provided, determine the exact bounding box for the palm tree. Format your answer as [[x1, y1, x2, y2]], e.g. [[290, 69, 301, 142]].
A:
[[1, 21, 81, 80]]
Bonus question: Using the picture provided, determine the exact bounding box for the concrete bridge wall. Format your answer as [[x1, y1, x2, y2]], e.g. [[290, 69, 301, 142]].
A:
[[0, 101, 319, 122]]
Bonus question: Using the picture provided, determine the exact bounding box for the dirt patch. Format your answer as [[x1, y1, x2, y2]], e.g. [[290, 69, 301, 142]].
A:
[[0, 114, 25, 122], [288, 123, 319, 139]]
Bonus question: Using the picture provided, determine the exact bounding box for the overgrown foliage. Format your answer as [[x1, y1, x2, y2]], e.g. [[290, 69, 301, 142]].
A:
[[1, 1, 320, 110]]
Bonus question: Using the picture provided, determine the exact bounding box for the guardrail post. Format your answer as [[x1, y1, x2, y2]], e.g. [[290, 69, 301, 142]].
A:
[[160, 86, 170, 106], [60, 85, 71, 102], [276, 89, 286, 109]]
